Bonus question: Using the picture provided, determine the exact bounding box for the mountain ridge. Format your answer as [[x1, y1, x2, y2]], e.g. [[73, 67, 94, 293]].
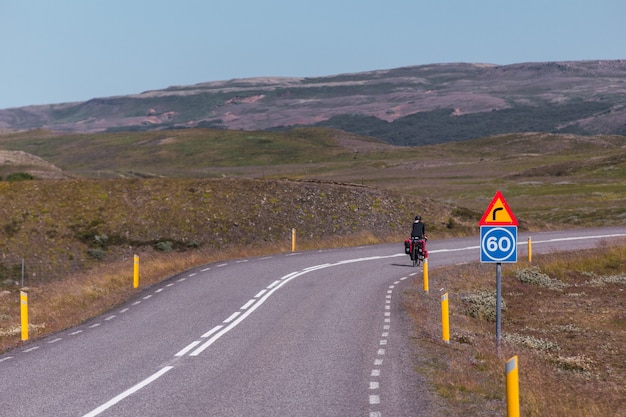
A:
[[1, 60, 625, 144]]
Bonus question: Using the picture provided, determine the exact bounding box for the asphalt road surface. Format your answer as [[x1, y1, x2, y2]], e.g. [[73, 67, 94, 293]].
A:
[[1, 227, 624, 416]]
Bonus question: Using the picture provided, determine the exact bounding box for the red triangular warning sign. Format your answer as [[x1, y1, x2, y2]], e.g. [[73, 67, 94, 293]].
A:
[[478, 190, 518, 226]]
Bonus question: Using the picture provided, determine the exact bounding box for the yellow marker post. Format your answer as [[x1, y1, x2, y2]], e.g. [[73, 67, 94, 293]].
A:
[[423, 258, 429, 293], [20, 291, 29, 341], [506, 355, 520, 417], [291, 228, 296, 252], [528, 237, 532, 263], [441, 292, 450, 344], [133, 255, 139, 289]]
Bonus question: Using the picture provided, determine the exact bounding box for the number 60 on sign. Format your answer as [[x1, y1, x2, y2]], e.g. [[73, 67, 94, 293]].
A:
[[480, 226, 517, 263]]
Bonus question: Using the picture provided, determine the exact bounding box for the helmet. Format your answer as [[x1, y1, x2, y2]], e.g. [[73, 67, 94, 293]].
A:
[[415, 215, 422, 221]]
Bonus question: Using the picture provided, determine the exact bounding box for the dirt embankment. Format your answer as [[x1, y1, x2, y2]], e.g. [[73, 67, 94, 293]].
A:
[[0, 178, 451, 285]]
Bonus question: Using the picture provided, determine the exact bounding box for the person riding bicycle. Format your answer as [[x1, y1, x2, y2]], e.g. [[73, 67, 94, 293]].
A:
[[409, 215, 428, 260]]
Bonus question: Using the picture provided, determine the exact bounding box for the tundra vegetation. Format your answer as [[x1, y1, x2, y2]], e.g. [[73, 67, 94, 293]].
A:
[[0, 127, 624, 416]]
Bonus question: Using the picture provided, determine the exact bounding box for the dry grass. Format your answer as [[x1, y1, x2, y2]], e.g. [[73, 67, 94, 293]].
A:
[[405, 242, 626, 416]]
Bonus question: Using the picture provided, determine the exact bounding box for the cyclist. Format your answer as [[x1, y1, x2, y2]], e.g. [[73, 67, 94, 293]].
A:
[[409, 215, 428, 261]]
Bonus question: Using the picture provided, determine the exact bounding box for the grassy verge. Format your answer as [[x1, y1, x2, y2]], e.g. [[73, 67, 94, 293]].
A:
[[405, 241, 626, 416]]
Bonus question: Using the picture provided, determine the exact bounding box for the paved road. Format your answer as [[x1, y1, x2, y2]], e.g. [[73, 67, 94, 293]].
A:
[[1, 227, 624, 416]]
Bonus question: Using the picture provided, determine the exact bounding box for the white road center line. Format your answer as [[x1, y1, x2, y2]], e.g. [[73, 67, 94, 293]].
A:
[[82, 366, 174, 417]]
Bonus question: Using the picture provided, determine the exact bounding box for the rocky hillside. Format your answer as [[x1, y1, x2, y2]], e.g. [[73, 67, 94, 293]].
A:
[[1, 60, 625, 145], [0, 178, 447, 285]]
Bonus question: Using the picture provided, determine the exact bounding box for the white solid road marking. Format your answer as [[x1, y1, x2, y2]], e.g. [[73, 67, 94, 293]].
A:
[[82, 366, 174, 417]]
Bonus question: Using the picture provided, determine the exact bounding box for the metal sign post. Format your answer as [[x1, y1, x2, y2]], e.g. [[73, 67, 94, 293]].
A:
[[479, 191, 518, 346]]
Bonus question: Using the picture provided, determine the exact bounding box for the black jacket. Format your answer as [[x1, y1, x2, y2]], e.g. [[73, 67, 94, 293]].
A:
[[411, 221, 426, 239]]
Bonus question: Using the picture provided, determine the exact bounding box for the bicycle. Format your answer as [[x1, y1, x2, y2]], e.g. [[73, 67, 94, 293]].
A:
[[405, 237, 427, 267]]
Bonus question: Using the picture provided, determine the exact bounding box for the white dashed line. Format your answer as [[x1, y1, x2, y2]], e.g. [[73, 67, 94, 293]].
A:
[[48, 338, 62, 344], [267, 280, 281, 289], [23, 347, 39, 353], [368, 275, 410, 415], [240, 299, 256, 310], [175, 341, 202, 357], [223, 312, 241, 323], [201, 325, 223, 338]]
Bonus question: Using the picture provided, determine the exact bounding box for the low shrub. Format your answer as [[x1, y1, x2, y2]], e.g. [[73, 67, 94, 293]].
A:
[[461, 290, 505, 322], [155, 241, 173, 252], [515, 266, 568, 289]]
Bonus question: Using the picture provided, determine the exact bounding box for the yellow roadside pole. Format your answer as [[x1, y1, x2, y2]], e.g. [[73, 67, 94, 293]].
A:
[[20, 291, 28, 341], [506, 355, 520, 417], [441, 292, 450, 344], [528, 237, 532, 263], [291, 228, 297, 252], [423, 258, 429, 293], [133, 255, 139, 289]]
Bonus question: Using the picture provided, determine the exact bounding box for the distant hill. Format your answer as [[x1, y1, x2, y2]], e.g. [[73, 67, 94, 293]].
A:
[[1, 60, 625, 145]]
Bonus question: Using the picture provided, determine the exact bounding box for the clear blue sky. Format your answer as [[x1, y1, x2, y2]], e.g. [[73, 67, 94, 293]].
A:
[[1, 0, 624, 109]]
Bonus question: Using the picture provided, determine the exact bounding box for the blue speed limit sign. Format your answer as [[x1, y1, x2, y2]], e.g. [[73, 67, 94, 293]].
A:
[[480, 226, 517, 263]]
